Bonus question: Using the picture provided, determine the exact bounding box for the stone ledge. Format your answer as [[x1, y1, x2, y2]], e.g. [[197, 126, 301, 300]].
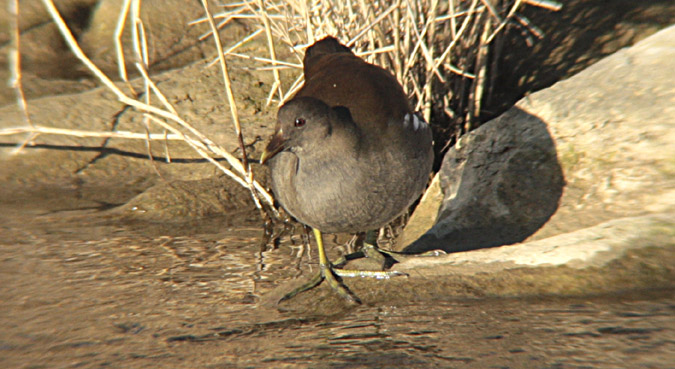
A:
[[395, 213, 673, 274]]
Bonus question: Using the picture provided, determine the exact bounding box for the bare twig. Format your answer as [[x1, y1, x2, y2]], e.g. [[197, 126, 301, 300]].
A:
[[522, 0, 562, 11], [237, 0, 558, 141], [143, 115, 254, 191], [8, 0, 37, 154], [201, 0, 268, 214], [0, 126, 184, 140], [113, 0, 132, 85], [466, 14, 491, 130], [254, 0, 284, 106]]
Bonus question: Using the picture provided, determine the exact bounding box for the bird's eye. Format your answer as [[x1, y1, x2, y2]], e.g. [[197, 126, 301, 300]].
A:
[[294, 118, 306, 127]]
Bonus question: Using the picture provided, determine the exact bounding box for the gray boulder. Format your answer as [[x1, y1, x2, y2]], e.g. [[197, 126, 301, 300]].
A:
[[400, 24, 675, 256], [402, 108, 564, 253]]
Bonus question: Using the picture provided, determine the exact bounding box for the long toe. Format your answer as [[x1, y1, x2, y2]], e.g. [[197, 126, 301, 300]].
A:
[[332, 268, 408, 279], [322, 264, 362, 305], [278, 272, 324, 304], [277, 264, 364, 305]]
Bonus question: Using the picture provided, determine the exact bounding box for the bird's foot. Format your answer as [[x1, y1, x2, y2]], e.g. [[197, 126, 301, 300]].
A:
[[278, 229, 413, 305], [338, 242, 444, 270], [374, 246, 447, 263], [355, 230, 446, 267], [278, 270, 325, 303], [278, 260, 407, 305], [279, 262, 361, 304]]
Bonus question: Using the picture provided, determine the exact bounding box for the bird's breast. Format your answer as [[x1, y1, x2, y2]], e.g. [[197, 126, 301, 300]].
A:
[[268, 143, 431, 234]]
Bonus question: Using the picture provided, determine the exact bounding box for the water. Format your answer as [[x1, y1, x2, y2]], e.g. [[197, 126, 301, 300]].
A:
[[1, 189, 673, 368]]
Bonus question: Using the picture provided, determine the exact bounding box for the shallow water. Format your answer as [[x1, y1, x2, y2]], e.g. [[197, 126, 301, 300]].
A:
[[1, 190, 673, 368]]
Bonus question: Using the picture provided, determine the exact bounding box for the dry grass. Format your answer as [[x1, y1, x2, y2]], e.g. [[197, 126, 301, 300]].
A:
[[204, 0, 561, 137], [3, 0, 561, 222], [4, 0, 277, 216]]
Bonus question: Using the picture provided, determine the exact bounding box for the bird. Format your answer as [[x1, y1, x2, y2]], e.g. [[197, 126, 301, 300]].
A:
[[261, 36, 434, 304]]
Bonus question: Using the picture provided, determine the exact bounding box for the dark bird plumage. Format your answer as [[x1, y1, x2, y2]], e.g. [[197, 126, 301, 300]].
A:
[[262, 36, 434, 303]]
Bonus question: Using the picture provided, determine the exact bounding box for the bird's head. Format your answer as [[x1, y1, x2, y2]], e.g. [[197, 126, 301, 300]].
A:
[[261, 97, 353, 164]]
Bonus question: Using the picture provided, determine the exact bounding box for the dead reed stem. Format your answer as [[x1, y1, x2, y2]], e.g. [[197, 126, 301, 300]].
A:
[[113, 0, 132, 85], [8, 0, 36, 153], [201, 0, 266, 213], [0, 126, 185, 140]]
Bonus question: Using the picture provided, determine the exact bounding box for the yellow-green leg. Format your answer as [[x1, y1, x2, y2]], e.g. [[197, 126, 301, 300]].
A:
[[279, 228, 406, 304]]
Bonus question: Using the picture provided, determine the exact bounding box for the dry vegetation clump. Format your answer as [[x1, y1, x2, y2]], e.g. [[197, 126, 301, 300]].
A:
[[204, 0, 561, 151]]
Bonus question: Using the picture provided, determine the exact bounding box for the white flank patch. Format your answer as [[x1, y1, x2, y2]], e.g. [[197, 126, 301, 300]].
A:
[[403, 112, 427, 131]]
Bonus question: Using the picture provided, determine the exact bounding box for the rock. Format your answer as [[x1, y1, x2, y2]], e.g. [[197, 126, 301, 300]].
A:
[[400, 107, 564, 253], [275, 213, 674, 313], [0, 0, 99, 105], [397, 214, 674, 274], [396, 173, 442, 247], [114, 177, 256, 221], [0, 56, 276, 213], [517, 24, 675, 240], [79, 0, 246, 78], [0, 1, 281, 221], [403, 25, 675, 259], [0, 0, 248, 106]]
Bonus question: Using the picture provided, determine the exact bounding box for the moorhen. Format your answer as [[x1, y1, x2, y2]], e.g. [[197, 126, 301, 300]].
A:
[[261, 36, 433, 304]]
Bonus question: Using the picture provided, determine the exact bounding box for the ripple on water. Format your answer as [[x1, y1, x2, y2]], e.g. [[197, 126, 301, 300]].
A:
[[1, 199, 673, 368]]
